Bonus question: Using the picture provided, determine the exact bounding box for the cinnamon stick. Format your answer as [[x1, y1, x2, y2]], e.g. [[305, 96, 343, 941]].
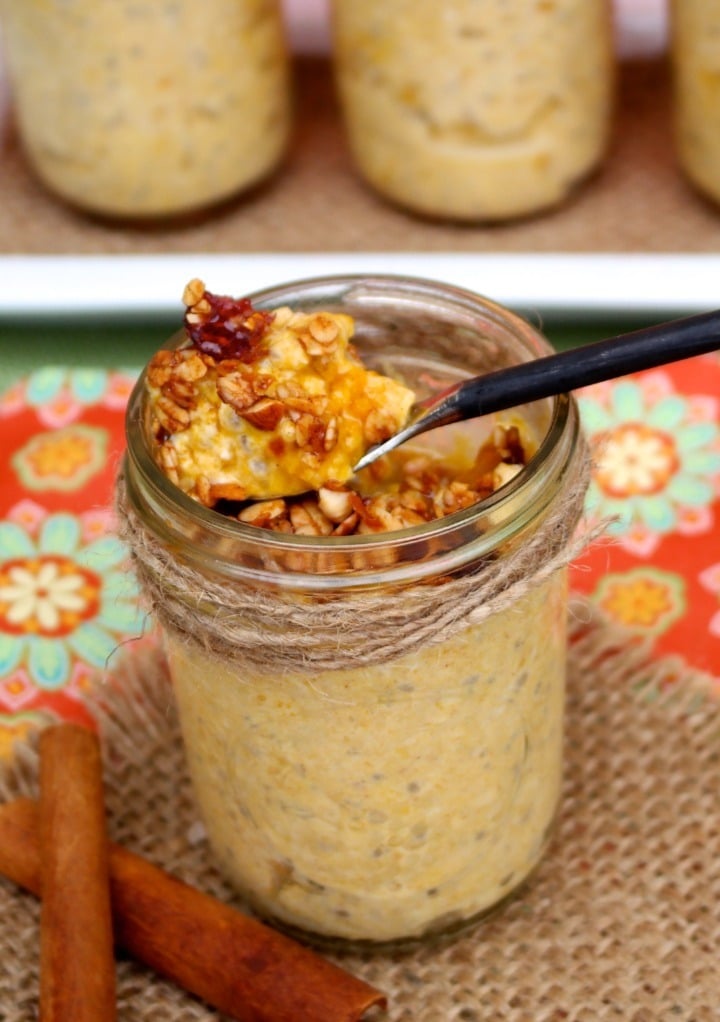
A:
[[38, 724, 115, 1021], [0, 798, 386, 1022]]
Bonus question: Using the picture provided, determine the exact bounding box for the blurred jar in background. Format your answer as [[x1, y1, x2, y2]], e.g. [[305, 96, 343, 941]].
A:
[[330, 0, 614, 221], [671, 1, 720, 206], [0, 0, 291, 217]]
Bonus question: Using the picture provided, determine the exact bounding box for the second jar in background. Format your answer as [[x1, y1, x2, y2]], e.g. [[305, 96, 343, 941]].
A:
[[331, 0, 615, 221], [0, 0, 291, 218], [671, 1, 720, 207]]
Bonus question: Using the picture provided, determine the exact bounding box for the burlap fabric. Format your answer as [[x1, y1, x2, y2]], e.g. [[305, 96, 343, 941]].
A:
[[0, 602, 718, 1020], [4, 57, 720, 255]]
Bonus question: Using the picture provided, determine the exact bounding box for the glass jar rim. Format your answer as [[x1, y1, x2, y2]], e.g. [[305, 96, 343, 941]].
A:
[[123, 273, 580, 591]]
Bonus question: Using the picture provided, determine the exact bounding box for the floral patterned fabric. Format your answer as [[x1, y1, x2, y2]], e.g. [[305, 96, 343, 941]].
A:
[[573, 352, 720, 678], [0, 369, 144, 755], [0, 354, 718, 753]]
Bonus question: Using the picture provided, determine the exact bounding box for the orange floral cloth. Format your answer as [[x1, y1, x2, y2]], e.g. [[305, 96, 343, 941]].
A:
[[571, 352, 720, 681], [0, 354, 718, 753]]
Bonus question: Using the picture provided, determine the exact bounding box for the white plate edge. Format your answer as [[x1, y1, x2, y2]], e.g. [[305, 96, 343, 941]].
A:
[[0, 252, 719, 319]]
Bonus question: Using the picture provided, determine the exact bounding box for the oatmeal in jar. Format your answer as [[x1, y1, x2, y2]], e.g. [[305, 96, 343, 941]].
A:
[[671, 0, 720, 206], [122, 275, 588, 945], [331, 0, 614, 220], [0, 0, 290, 216]]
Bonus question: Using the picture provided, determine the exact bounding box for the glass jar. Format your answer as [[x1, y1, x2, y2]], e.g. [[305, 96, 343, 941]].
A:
[[121, 275, 587, 947], [330, 0, 614, 221], [671, 1, 720, 205], [0, 0, 290, 217]]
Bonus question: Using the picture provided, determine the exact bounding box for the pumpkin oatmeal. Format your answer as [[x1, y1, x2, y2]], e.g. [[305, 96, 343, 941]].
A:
[[125, 275, 587, 945]]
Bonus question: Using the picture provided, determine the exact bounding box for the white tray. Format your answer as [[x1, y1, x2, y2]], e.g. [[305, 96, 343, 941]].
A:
[[1, 253, 719, 320]]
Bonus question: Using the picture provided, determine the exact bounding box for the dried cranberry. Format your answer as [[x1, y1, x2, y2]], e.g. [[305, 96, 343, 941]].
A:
[[185, 289, 274, 362]]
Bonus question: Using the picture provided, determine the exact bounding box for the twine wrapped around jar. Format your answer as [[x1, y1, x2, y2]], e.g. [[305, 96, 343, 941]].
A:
[[114, 434, 594, 675], [115, 276, 606, 946]]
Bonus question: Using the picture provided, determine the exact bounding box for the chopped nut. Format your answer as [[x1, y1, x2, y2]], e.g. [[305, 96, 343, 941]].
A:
[[493, 462, 523, 489], [240, 398, 286, 431], [308, 314, 339, 345], [155, 395, 191, 433], [209, 482, 249, 503], [157, 443, 179, 484], [214, 359, 243, 377], [217, 373, 258, 413], [323, 416, 338, 453], [364, 456, 395, 484], [196, 475, 212, 506], [403, 455, 432, 476], [358, 497, 427, 533], [294, 414, 327, 454], [318, 486, 354, 523], [492, 424, 524, 464], [239, 499, 287, 527], [163, 378, 196, 410], [433, 481, 478, 517], [289, 500, 334, 536], [295, 333, 325, 358], [272, 519, 295, 534], [398, 489, 432, 516], [174, 352, 208, 383], [364, 408, 398, 445], [284, 395, 324, 416], [275, 381, 306, 401], [295, 314, 342, 358], [183, 277, 206, 307], [271, 306, 293, 328], [332, 512, 360, 536], [147, 350, 176, 388]]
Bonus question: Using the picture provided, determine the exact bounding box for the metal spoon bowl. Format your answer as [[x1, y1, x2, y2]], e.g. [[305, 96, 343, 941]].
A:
[[353, 308, 720, 473]]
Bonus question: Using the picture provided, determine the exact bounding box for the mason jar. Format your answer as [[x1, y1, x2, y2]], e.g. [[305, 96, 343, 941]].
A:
[[330, 0, 614, 220], [0, 0, 290, 217], [671, 0, 720, 205], [119, 275, 589, 947]]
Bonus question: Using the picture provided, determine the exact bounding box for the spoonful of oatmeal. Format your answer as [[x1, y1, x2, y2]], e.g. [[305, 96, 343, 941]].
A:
[[147, 283, 720, 510], [145, 279, 415, 505], [353, 308, 720, 472]]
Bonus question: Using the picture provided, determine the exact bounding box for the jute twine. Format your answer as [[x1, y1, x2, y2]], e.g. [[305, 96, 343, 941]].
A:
[[114, 430, 595, 675], [1, 606, 719, 1020]]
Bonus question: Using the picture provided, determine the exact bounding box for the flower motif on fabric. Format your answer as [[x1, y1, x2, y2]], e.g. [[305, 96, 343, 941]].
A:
[[11, 425, 109, 492], [579, 374, 720, 554], [0, 510, 144, 692], [1, 368, 138, 427], [593, 567, 686, 637], [0, 557, 102, 634]]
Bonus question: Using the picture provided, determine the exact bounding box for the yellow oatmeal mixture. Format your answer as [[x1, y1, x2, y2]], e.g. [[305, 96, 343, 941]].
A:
[[142, 281, 567, 944]]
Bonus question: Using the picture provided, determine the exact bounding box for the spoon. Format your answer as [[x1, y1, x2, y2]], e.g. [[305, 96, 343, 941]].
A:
[[353, 308, 720, 473]]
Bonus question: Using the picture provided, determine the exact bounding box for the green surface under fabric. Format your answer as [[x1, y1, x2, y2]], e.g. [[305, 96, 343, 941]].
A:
[[0, 313, 666, 394], [0, 319, 173, 393]]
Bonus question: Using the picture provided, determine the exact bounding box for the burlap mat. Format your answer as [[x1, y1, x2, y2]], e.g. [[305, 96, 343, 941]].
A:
[[3, 56, 720, 255], [0, 603, 719, 1021]]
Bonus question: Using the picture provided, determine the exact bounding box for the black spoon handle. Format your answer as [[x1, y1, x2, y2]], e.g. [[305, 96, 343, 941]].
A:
[[434, 308, 720, 426]]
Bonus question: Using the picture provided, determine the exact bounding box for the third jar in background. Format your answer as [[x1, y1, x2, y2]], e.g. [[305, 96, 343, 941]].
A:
[[330, 0, 615, 222], [671, 1, 720, 206]]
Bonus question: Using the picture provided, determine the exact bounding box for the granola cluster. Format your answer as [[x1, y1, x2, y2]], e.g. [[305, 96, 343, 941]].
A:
[[146, 280, 415, 502], [235, 424, 528, 536], [146, 281, 531, 536]]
